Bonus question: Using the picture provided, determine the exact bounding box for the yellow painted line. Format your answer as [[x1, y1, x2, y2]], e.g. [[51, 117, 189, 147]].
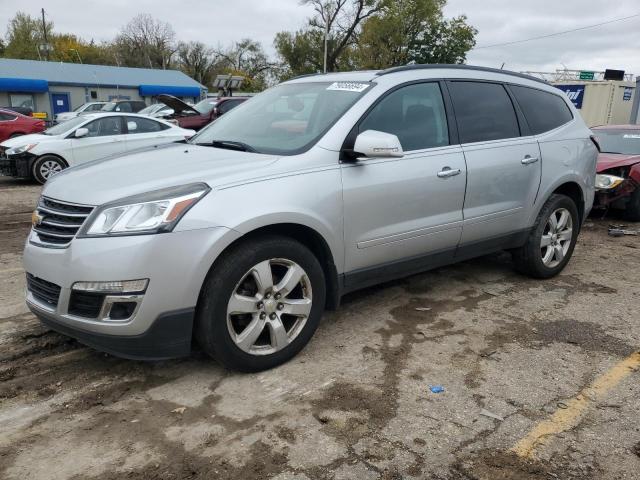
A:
[[512, 351, 640, 459]]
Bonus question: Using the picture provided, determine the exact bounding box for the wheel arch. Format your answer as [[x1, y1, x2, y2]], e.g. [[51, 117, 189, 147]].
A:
[[201, 222, 341, 311], [35, 152, 70, 168], [532, 178, 587, 228]]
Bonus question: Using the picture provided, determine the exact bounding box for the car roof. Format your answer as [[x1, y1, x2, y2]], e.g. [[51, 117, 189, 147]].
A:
[[285, 64, 550, 90], [592, 124, 640, 130], [79, 112, 181, 127]]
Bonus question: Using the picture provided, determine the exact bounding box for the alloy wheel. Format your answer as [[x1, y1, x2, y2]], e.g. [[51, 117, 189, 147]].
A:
[[39, 160, 63, 179], [540, 207, 573, 268], [226, 258, 313, 356]]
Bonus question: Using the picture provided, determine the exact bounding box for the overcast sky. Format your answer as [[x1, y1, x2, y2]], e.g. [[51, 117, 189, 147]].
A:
[[2, 0, 639, 76]]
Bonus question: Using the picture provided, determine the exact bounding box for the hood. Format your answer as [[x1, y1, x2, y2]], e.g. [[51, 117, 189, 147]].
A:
[[43, 143, 280, 205], [157, 94, 199, 115], [1, 133, 53, 148], [596, 153, 640, 173]]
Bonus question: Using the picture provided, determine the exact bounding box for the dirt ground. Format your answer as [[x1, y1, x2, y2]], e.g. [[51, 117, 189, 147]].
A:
[[1, 176, 639, 480]]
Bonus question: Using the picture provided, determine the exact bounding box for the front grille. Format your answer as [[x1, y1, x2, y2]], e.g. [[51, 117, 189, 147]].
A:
[[26, 273, 61, 307], [31, 197, 94, 248], [68, 291, 104, 318]]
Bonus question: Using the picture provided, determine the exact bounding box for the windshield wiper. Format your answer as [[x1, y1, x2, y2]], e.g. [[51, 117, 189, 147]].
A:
[[208, 140, 257, 152]]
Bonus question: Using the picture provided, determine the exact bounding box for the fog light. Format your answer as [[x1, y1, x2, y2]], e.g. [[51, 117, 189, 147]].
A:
[[72, 279, 148, 294]]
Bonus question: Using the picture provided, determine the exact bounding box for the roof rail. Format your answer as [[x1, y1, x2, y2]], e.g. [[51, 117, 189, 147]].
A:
[[288, 72, 323, 81], [376, 64, 548, 85]]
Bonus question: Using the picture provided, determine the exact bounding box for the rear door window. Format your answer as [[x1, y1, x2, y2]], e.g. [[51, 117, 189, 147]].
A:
[[359, 82, 449, 151], [126, 117, 168, 133], [85, 117, 123, 137], [448, 81, 520, 143], [510, 85, 573, 134]]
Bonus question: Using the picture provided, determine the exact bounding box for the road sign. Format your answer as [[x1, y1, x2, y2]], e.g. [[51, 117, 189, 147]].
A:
[[579, 71, 595, 80]]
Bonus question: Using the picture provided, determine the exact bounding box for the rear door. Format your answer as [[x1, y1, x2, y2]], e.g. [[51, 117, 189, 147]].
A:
[[69, 116, 127, 165], [342, 82, 467, 284], [123, 117, 176, 150], [447, 81, 542, 249]]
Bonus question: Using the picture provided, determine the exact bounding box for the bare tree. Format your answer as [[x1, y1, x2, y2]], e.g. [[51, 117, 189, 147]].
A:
[[115, 14, 176, 69], [176, 41, 216, 86], [305, 0, 383, 71]]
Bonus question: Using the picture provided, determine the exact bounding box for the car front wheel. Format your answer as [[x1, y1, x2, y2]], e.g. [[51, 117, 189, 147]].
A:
[[513, 194, 579, 278], [32, 155, 66, 184], [195, 235, 326, 372]]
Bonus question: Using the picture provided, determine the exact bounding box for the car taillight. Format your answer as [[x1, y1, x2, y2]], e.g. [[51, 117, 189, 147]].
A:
[[590, 135, 601, 152]]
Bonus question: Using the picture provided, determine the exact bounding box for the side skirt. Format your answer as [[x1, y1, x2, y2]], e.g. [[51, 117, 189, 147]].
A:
[[339, 228, 531, 296]]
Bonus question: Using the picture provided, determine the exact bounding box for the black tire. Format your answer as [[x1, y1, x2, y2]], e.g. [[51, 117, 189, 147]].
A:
[[32, 155, 66, 184], [512, 194, 580, 279], [195, 235, 326, 372], [623, 188, 640, 222]]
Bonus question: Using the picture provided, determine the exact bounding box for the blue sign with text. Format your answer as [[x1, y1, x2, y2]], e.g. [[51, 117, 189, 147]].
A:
[[623, 87, 632, 101], [555, 85, 585, 109]]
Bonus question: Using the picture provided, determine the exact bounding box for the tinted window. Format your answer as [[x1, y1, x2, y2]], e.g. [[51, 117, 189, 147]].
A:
[[126, 117, 168, 134], [0, 112, 16, 121], [359, 82, 449, 151], [218, 100, 243, 115], [116, 102, 132, 112], [511, 85, 573, 134], [448, 82, 520, 143], [85, 117, 123, 137]]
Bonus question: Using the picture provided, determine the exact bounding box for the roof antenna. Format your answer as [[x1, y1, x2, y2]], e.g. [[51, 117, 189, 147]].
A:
[[501, 62, 505, 69]]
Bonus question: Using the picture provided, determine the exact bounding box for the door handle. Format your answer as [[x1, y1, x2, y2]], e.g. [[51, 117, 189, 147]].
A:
[[521, 155, 539, 165], [437, 167, 462, 178]]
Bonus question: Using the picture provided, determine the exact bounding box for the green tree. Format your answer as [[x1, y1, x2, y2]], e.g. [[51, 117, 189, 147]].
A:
[[214, 39, 273, 91], [4, 12, 52, 60], [356, 0, 476, 69]]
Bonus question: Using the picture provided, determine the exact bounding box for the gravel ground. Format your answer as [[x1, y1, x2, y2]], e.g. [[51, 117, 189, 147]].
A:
[[1, 176, 639, 480]]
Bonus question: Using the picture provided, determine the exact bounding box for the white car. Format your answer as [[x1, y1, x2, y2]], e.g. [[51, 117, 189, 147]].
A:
[[139, 103, 175, 118], [54, 102, 108, 124], [0, 113, 195, 183]]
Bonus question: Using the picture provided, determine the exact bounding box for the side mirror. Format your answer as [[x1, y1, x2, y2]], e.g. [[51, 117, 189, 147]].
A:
[[127, 121, 138, 131], [74, 127, 89, 138], [353, 130, 404, 159]]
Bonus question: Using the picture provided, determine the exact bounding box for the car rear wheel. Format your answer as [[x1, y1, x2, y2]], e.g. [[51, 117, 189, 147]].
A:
[[512, 194, 579, 278], [195, 235, 326, 372], [32, 155, 66, 184]]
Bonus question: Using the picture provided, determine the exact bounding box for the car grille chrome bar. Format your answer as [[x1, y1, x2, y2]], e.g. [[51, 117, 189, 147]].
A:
[[31, 197, 94, 248]]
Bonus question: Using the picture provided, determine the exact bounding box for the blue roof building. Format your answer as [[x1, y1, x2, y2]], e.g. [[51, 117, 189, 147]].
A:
[[0, 58, 206, 120]]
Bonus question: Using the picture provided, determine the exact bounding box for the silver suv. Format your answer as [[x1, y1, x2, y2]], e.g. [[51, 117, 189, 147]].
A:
[[23, 65, 598, 371]]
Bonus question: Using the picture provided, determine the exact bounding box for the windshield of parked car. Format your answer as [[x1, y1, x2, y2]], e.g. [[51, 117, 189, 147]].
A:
[[44, 116, 87, 135], [139, 104, 161, 115], [596, 129, 640, 155], [190, 81, 371, 155], [194, 98, 218, 114], [101, 102, 117, 112], [73, 103, 89, 112]]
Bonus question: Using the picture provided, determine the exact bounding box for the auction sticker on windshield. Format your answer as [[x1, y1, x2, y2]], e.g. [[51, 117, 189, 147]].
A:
[[326, 82, 369, 92]]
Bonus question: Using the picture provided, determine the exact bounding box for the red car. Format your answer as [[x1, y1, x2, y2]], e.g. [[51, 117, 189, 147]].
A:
[[592, 124, 640, 220], [157, 95, 249, 130], [0, 108, 46, 143]]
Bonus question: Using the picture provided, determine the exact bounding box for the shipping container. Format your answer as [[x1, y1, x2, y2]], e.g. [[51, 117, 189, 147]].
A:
[[553, 80, 635, 127]]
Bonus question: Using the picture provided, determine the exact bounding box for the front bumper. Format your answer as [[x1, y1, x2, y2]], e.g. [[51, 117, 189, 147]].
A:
[[0, 152, 35, 178], [23, 225, 239, 360]]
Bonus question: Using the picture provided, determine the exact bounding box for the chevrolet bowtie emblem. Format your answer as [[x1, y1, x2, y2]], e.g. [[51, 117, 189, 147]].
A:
[[31, 211, 43, 227]]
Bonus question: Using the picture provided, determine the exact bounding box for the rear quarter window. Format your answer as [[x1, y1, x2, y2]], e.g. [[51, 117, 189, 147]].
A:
[[511, 85, 573, 135]]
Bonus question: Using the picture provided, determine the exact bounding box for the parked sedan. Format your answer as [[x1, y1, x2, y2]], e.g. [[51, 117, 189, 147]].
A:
[[55, 102, 108, 124], [158, 94, 248, 130], [592, 124, 640, 220], [0, 108, 46, 142], [0, 113, 195, 184]]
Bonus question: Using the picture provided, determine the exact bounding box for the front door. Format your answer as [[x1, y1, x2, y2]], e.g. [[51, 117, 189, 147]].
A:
[[51, 93, 70, 116], [447, 81, 542, 247], [69, 116, 127, 165], [341, 82, 467, 288]]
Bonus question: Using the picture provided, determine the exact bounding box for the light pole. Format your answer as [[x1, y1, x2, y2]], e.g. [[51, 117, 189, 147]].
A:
[[323, 19, 328, 74], [69, 48, 82, 64]]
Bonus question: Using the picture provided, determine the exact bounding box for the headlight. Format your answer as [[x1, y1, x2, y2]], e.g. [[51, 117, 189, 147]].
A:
[[595, 174, 624, 190], [79, 183, 210, 237], [6, 144, 38, 155]]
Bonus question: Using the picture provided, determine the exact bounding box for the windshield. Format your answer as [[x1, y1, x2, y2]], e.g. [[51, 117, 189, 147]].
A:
[[596, 130, 640, 155], [73, 103, 89, 112], [190, 81, 371, 155], [139, 104, 161, 115], [101, 102, 117, 112], [44, 116, 87, 135], [194, 98, 218, 114]]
